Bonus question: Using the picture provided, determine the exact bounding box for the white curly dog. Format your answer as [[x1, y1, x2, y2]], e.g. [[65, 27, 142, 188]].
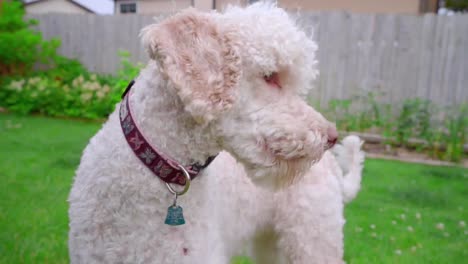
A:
[[68, 3, 364, 264]]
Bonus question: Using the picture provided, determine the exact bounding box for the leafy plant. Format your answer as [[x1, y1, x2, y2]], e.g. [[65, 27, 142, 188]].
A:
[[111, 50, 144, 102], [0, 51, 143, 119], [0, 0, 60, 77], [445, 0, 468, 12], [0, 75, 112, 118], [324, 91, 387, 132], [321, 91, 466, 163], [390, 98, 434, 148], [441, 104, 467, 162]]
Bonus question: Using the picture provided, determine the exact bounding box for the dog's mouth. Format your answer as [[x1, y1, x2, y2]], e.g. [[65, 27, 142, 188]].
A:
[[258, 135, 326, 163], [234, 136, 327, 189]]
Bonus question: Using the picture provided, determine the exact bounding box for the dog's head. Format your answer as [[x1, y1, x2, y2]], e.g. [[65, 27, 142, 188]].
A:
[[141, 3, 337, 188]]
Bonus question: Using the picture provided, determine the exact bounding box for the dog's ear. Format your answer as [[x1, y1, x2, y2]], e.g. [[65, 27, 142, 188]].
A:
[[141, 9, 241, 123]]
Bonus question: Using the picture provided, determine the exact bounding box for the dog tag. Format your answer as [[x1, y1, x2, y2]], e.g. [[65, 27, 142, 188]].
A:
[[165, 194, 185, 226]]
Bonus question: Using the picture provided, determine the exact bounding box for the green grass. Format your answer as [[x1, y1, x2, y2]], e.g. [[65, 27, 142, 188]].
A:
[[0, 114, 101, 263], [0, 113, 467, 263], [345, 160, 467, 263]]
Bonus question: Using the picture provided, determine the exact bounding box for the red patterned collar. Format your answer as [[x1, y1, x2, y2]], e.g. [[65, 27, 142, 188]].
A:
[[119, 81, 216, 186]]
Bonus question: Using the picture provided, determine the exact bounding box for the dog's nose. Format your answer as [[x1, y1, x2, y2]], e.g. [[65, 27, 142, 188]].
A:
[[327, 126, 338, 148]]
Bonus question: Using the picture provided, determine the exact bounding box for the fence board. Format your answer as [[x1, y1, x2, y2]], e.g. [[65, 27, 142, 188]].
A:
[[27, 13, 468, 106]]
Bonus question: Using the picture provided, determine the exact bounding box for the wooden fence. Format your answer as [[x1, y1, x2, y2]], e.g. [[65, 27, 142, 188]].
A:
[[28, 12, 468, 106]]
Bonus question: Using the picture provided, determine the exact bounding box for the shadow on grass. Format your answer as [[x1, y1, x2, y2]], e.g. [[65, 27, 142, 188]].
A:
[[51, 154, 82, 169], [423, 167, 467, 180], [390, 188, 450, 208]]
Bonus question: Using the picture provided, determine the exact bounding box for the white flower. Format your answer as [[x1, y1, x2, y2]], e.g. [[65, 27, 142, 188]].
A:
[[80, 93, 93, 102], [400, 214, 406, 220], [395, 249, 402, 255], [93, 82, 101, 91], [8, 80, 24, 91], [28, 77, 41, 85], [459, 221, 466, 228], [371, 232, 377, 238], [96, 91, 106, 99], [102, 85, 110, 93], [392, 220, 397, 225], [411, 246, 417, 252], [436, 223, 445, 230], [407, 226, 414, 232], [38, 83, 46, 91], [5, 120, 21, 129], [84, 82, 100, 91], [415, 213, 421, 220], [370, 224, 376, 229]]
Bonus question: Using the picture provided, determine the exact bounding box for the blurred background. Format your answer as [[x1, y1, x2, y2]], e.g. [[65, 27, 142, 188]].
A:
[[0, 0, 466, 263]]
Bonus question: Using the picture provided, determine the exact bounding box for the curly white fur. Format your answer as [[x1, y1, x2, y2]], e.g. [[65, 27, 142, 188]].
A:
[[68, 3, 362, 264], [272, 135, 365, 264]]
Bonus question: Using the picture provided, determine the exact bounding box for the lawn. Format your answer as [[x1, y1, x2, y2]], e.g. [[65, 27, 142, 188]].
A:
[[0, 113, 466, 263]]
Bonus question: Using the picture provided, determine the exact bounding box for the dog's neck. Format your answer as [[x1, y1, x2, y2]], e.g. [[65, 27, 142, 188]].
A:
[[127, 62, 220, 166]]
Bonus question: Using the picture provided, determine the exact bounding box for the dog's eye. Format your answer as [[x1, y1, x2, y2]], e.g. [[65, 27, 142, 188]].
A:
[[263, 72, 281, 89]]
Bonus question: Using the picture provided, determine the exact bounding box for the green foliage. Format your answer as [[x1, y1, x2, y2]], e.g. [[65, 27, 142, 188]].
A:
[[1, 75, 112, 119], [231, 256, 254, 264], [112, 50, 144, 103], [445, 0, 468, 12], [395, 99, 432, 146], [441, 105, 467, 162], [322, 92, 467, 162], [43, 56, 91, 85], [326, 92, 388, 132], [0, 0, 60, 76], [0, 51, 142, 119]]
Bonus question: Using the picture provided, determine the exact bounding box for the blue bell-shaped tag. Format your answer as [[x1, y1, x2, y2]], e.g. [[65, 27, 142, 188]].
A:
[[165, 205, 185, 226]]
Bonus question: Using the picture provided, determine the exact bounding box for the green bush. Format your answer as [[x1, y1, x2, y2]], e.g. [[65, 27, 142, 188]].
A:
[[0, 51, 142, 119], [0, 0, 60, 76], [445, 0, 468, 12], [1, 75, 113, 119]]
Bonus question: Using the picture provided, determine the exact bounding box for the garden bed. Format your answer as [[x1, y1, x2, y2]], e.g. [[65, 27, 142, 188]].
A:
[[364, 143, 468, 168], [344, 132, 468, 168]]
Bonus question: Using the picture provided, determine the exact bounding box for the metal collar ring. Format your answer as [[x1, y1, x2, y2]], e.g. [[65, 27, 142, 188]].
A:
[[165, 164, 191, 196]]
